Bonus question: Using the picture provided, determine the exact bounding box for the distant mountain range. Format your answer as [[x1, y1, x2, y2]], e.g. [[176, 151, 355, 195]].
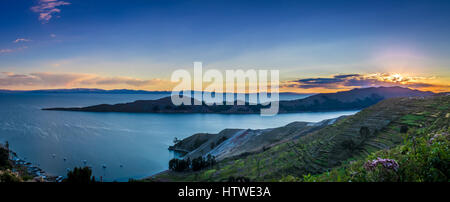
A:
[[277, 86, 434, 112], [0, 88, 171, 94], [43, 86, 435, 114], [0, 88, 309, 98]]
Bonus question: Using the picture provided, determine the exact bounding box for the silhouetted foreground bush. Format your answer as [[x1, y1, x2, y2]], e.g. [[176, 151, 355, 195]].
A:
[[0, 147, 11, 170], [64, 167, 96, 183], [227, 176, 250, 182], [169, 154, 216, 172]]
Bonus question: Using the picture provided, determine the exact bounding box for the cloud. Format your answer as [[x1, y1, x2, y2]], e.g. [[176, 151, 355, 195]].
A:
[[282, 73, 447, 92], [77, 76, 170, 87], [0, 72, 172, 89], [0, 46, 28, 55], [31, 0, 71, 23], [0, 49, 14, 54], [0, 39, 31, 55], [13, 38, 31, 43], [0, 72, 80, 86]]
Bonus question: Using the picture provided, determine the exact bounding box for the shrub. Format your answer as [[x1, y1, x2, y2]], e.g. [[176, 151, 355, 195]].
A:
[[170, 155, 216, 172], [192, 156, 206, 171], [400, 125, 409, 133], [227, 176, 250, 182], [169, 158, 189, 172], [0, 171, 21, 182], [64, 167, 95, 183], [360, 126, 370, 139], [363, 158, 399, 182]]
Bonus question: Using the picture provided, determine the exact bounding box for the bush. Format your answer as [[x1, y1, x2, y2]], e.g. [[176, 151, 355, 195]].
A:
[[0, 171, 21, 182], [192, 155, 216, 171], [341, 126, 372, 153], [169, 155, 216, 172], [192, 156, 206, 171], [363, 158, 399, 182], [227, 176, 250, 182], [400, 125, 409, 133], [169, 158, 189, 172], [307, 128, 450, 182], [64, 167, 95, 183], [360, 126, 370, 139]]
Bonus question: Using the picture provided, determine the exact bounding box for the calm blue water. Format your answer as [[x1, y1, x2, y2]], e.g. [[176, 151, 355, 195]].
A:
[[0, 93, 358, 181]]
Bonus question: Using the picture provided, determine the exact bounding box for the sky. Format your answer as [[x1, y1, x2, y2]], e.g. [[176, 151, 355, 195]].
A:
[[0, 0, 449, 92]]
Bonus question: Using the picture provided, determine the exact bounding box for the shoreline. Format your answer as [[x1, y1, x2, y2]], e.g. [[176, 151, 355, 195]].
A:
[[6, 146, 62, 182]]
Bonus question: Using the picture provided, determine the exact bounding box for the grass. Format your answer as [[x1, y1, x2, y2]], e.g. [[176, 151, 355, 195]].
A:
[[296, 122, 449, 182], [400, 114, 426, 126]]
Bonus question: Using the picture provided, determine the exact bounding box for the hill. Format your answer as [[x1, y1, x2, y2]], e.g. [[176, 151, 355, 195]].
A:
[[148, 94, 449, 182], [43, 86, 434, 113], [170, 116, 347, 161]]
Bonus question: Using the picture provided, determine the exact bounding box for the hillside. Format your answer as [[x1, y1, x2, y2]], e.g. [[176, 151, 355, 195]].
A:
[[148, 95, 449, 182], [43, 86, 434, 114], [278, 86, 433, 112], [170, 116, 347, 161]]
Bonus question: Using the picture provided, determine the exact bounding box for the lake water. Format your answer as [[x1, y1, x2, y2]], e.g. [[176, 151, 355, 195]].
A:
[[0, 93, 358, 181]]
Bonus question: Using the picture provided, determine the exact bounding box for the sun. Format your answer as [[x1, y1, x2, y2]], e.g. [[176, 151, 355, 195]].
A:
[[391, 73, 404, 82], [376, 73, 407, 84]]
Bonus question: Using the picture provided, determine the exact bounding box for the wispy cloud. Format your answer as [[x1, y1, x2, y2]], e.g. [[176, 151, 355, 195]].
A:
[[0, 72, 173, 90], [13, 38, 31, 43], [0, 46, 28, 55], [0, 49, 14, 54], [282, 73, 448, 92], [0, 39, 31, 55], [31, 0, 71, 23]]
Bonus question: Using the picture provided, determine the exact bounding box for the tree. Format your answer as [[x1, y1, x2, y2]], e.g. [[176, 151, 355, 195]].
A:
[[169, 158, 189, 172], [169, 155, 217, 172], [360, 126, 370, 139], [191, 156, 205, 171], [206, 154, 216, 168], [173, 137, 181, 145], [227, 176, 250, 182], [0, 147, 11, 169], [341, 139, 358, 152], [400, 125, 409, 133], [64, 167, 95, 183], [0, 171, 20, 182]]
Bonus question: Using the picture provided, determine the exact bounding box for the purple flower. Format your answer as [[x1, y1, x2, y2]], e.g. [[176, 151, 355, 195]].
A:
[[364, 158, 399, 171]]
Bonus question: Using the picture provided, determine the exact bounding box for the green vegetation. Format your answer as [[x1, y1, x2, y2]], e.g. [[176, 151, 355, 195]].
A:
[[0, 143, 22, 182], [150, 95, 450, 182], [290, 124, 449, 182], [64, 167, 96, 183], [0, 170, 21, 182], [169, 158, 190, 171], [0, 147, 11, 170], [400, 114, 426, 127], [169, 154, 217, 172]]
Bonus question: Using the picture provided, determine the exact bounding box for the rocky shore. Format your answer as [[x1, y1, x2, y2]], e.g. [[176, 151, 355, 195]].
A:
[[1, 143, 62, 182]]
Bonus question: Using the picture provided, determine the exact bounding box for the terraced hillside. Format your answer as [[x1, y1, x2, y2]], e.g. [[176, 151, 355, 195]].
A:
[[149, 95, 449, 182], [170, 117, 346, 161]]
